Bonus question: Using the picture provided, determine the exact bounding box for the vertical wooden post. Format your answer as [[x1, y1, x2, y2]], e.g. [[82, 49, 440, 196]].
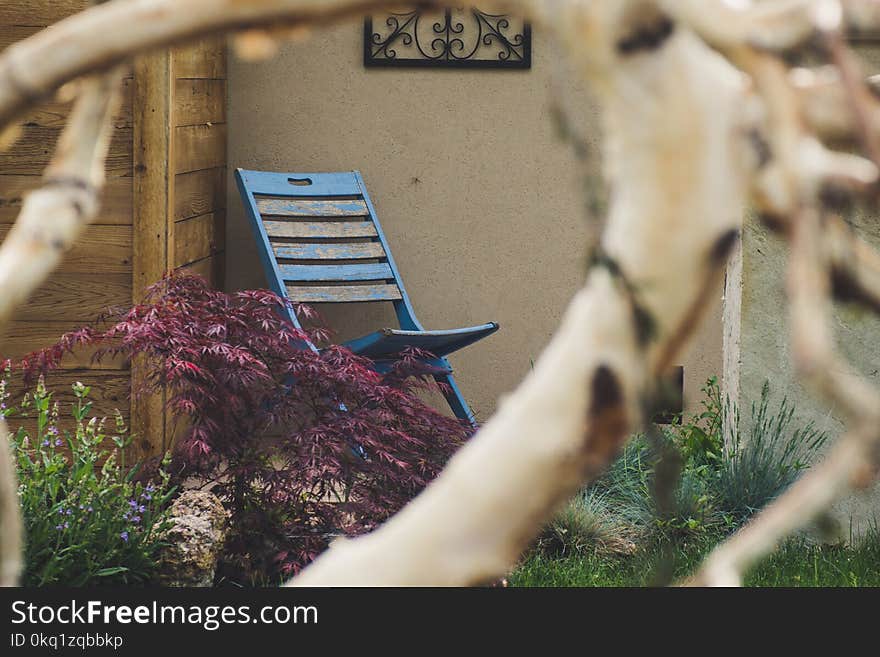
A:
[[131, 50, 175, 461]]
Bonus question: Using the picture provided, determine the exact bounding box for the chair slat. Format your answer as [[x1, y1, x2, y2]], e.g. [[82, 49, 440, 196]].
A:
[[285, 283, 402, 303], [279, 263, 393, 282], [257, 197, 368, 217], [238, 169, 361, 197], [263, 221, 378, 239], [272, 242, 386, 260]]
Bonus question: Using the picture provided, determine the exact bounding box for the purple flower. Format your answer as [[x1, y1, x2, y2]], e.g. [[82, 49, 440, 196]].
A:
[[131, 516, 141, 524], [48, 426, 58, 436], [41, 439, 50, 447], [55, 438, 63, 447], [128, 500, 138, 509], [138, 505, 146, 513], [55, 522, 69, 531], [120, 531, 129, 542]]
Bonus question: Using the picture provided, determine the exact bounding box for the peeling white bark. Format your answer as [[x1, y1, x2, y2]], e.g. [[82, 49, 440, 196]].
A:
[[296, 12, 754, 586], [0, 69, 123, 586], [296, 273, 643, 585], [0, 71, 124, 324], [0, 417, 20, 587]]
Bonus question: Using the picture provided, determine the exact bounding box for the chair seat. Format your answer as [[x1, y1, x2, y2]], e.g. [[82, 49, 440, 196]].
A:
[[342, 322, 499, 360]]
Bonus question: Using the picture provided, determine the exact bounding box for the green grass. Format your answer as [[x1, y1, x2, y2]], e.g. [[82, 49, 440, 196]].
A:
[[509, 533, 880, 587], [514, 378, 880, 587], [509, 538, 714, 587], [744, 538, 880, 586]]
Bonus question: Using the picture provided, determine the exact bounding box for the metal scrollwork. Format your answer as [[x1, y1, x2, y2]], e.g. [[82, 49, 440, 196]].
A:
[[364, 9, 531, 69]]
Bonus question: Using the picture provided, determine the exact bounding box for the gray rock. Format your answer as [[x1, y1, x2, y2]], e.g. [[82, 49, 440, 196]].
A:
[[157, 489, 229, 587]]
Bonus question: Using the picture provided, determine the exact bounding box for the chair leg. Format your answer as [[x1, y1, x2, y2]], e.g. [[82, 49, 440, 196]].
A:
[[434, 371, 477, 427]]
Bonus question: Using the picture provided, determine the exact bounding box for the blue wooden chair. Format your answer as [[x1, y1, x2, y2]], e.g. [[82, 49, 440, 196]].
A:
[[235, 169, 499, 425]]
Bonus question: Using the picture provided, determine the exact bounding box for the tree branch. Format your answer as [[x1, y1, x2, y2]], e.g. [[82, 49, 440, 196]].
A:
[[0, 416, 20, 587], [687, 0, 880, 586], [0, 0, 556, 128], [0, 68, 123, 586], [293, 9, 751, 584], [0, 70, 124, 329]]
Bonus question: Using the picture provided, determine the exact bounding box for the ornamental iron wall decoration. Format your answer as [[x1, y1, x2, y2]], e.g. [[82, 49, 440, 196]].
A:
[[364, 9, 531, 69]]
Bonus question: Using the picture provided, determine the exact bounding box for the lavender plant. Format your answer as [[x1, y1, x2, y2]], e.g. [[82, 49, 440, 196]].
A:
[[2, 370, 174, 586]]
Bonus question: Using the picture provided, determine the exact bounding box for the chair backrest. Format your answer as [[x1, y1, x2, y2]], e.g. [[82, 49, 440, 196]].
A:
[[235, 169, 422, 333]]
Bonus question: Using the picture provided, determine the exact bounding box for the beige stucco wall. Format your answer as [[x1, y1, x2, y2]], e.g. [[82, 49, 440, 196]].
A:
[[722, 45, 880, 537], [727, 213, 880, 537], [226, 19, 722, 421]]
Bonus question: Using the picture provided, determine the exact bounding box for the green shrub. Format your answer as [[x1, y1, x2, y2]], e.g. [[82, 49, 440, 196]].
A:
[[2, 374, 174, 586], [654, 377, 827, 533], [537, 490, 635, 557], [651, 467, 716, 540], [566, 378, 827, 551], [582, 432, 716, 545], [714, 381, 827, 524], [668, 376, 724, 469], [589, 435, 654, 532], [523, 378, 836, 584]]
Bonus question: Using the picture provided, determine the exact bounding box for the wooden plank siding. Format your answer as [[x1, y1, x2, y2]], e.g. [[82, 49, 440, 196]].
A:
[[16, 275, 131, 323], [1, 11, 226, 457], [174, 123, 227, 174], [174, 79, 226, 126], [181, 253, 226, 283], [1, 321, 127, 370], [19, 77, 133, 129], [0, 174, 132, 224], [129, 36, 227, 456], [5, 370, 132, 440], [174, 211, 226, 268], [174, 167, 225, 221], [0, 4, 134, 439], [0, 225, 132, 274], [0, 25, 41, 51], [171, 36, 227, 289], [131, 48, 174, 461], [173, 37, 227, 79], [0, 2, 91, 26], [0, 125, 132, 176], [168, 37, 227, 454]]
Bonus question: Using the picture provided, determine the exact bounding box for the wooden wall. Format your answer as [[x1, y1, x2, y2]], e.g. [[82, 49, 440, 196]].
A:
[[172, 39, 227, 284], [132, 37, 228, 456], [0, 2, 132, 428], [0, 4, 227, 459]]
